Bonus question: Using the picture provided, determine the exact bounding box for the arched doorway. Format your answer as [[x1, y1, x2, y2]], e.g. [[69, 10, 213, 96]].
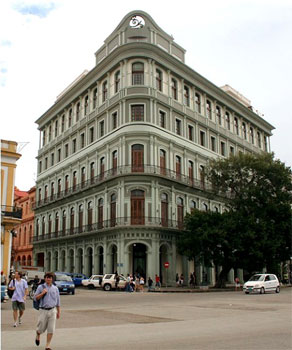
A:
[[60, 250, 66, 271], [110, 245, 117, 273], [53, 251, 58, 271], [68, 249, 74, 273], [86, 247, 93, 276], [37, 252, 44, 267], [132, 243, 147, 278], [97, 246, 104, 274], [76, 248, 83, 273]]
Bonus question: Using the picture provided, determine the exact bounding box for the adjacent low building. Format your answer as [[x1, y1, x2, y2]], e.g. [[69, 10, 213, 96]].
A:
[[33, 11, 274, 285]]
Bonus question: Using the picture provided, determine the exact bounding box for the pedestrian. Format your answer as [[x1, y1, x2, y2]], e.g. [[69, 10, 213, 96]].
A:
[[8, 271, 28, 327], [140, 276, 145, 292], [189, 273, 194, 288], [155, 274, 161, 290], [179, 273, 184, 286], [135, 275, 140, 292], [34, 272, 60, 350], [1, 270, 7, 285], [175, 273, 179, 284], [235, 277, 240, 291], [125, 274, 131, 292], [148, 277, 154, 292], [115, 273, 120, 290]]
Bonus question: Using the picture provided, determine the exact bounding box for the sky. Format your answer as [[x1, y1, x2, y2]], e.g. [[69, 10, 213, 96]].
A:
[[0, 0, 291, 191]]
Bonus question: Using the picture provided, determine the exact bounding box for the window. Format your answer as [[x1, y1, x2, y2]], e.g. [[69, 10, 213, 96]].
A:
[[115, 71, 120, 93], [131, 105, 144, 121], [48, 126, 52, 142], [90, 162, 95, 183], [62, 210, 66, 233], [110, 194, 116, 227], [171, 78, 177, 100], [100, 121, 105, 137], [61, 115, 65, 132], [76, 102, 80, 121], [68, 109, 72, 127], [112, 151, 117, 174], [190, 200, 196, 213], [55, 120, 58, 137], [216, 106, 221, 125], [200, 165, 205, 189], [225, 112, 230, 130], [234, 117, 239, 135], [206, 100, 212, 119], [188, 161, 194, 184], [102, 81, 108, 102], [159, 111, 165, 128], [230, 146, 235, 155], [250, 127, 254, 144], [83, 96, 88, 115], [73, 171, 77, 191], [55, 212, 59, 233], [176, 155, 181, 180], [188, 125, 194, 141], [45, 157, 48, 170], [132, 62, 144, 85], [89, 127, 94, 143], [72, 139, 76, 153], [44, 185, 48, 201], [100, 157, 105, 179], [65, 144, 69, 158], [160, 149, 166, 175], [184, 86, 190, 106], [38, 188, 42, 201], [81, 167, 86, 187], [177, 197, 184, 228], [264, 136, 268, 151], [42, 130, 46, 146], [257, 132, 261, 148], [175, 119, 181, 135], [195, 93, 201, 113], [57, 149, 61, 162], [65, 175, 69, 193], [50, 182, 54, 199], [88, 202, 93, 227], [221, 141, 226, 156], [92, 88, 97, 110], [242, 122, 247, 139], [42, 217, 45, 235], [131, 144, 144, 173], [211, 136, 216, 152], [112, 112, 117, 129], [39, 161, 42, 173], [98, 198, 103, 228], [70, 207, 75, 233], [156, 69, 162, 91], [80, 133, 85, 148], [200, 131, 205, 147], [161, 193, 168, 227], [57, 179, 61, 197], [51, 152, 54, 166]]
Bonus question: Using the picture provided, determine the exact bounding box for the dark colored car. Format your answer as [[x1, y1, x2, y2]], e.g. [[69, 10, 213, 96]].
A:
[[70, 273, 88, 286], [54, 273, 75, 295]]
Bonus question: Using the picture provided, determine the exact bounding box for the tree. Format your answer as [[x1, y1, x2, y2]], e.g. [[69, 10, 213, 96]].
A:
[[177, 152, 292, 287]]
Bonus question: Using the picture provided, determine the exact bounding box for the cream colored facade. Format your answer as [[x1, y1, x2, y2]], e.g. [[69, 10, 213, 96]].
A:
[[1, 140, 22, 277], [33, 12, 274, 285]]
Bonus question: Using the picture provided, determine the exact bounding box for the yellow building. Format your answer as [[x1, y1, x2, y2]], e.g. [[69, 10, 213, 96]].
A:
[[1, 140, 22, 277]]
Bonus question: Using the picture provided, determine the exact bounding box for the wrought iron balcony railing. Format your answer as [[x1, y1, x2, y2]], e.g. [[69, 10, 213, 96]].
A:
[[33, 216, 183, 242], [1, 206, 22, 219], [34, 164, 213, 209]]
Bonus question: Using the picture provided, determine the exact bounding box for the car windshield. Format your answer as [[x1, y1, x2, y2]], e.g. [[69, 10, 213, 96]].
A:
[[55, 275, 72, 282], [248, 275, 265, 282]]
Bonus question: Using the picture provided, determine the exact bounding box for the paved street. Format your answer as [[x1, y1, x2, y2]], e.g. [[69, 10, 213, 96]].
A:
[[1, 287, 292, 350]]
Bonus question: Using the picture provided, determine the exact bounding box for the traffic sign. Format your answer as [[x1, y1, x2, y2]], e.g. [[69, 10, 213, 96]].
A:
[[164, 262, 170, 268]]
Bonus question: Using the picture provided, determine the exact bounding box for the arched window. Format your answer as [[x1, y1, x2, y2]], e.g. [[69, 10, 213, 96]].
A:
[[78, 204, 83, 232], [44, 185, 48, 202], [48, 215, 52, 235], [68, 109, 72, 127], [90, 162, 95, 183], [242, 122, 247, 139], [195, 93, 201, 113], [98, 198, 103, 228], [100, 157, 105, 180], [42, 217, 45, 235], [160, 149, 166, 175], [132, 62, 144, 85], [62, 210, 66, 234], [70, 207, 75, 233], [225, 112, 230, 130], [156, 69, 162, 91], [110, 194, 117, 227], [161, 193, 168, 227], [184, 85, 190, 106], [36, 219, 39, 237], [55, 212, 59, 234], [206, 100, 212, 119], [115, 70, 120, 93], [50, 182, 54, 200], [216, 106, 221, 125], [24, 226, 27, 246], [132, 144, 144, 173], [81, 167, 86, 187], [93, 88, 97, 109], [190, 200, 196, 213], [176, 156, 181, 180], [73, 171, 77, 191], [112, 151, 117, 175], [84, 95, 89, 115], [177, 197, 184, 228], [131, 190, 145, 225], [87, 202, 93, 228], [76, 102, 80, 121], [188, 161, 194, 185], [200, 165, 205, 189], [203, 203, 208, 211], [57, 179, 61, 197]]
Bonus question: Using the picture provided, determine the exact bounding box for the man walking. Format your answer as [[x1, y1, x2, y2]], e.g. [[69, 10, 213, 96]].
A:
[[8, 271, 28, 327], [34, 272, 60, 350]]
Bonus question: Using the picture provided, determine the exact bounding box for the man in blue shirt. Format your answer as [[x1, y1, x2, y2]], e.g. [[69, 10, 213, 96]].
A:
[[8, 271, 28, 327], [34, 272, 60, 350]]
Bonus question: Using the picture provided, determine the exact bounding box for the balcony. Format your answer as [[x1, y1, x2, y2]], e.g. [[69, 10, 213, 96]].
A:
[[33, 216, 183, 242], [1, 206, 22, 219], [33, 165, 214, 209]]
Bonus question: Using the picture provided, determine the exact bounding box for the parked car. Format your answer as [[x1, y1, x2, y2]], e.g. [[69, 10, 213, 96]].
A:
[[1, 285, 8, 302], [54, 273, 75, 294], [243, 274, 280, 294], [101, 274, 127, 291], [82, 275, 103, 289], [70, 273, 88, 286]]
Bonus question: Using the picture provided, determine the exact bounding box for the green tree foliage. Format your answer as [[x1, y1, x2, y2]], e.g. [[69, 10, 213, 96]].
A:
[[177, 152, 292, 286]]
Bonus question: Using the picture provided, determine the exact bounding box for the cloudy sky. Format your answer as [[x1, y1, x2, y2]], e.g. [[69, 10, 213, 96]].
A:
[[1, 0, 291, 191]]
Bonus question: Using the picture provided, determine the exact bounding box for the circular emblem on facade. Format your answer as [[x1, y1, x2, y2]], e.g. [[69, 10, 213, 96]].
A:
[[129, 15, 145, 29]]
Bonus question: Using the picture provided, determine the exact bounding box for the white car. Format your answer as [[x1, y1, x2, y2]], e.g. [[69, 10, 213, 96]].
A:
[[81, 275, 103, 289], [243, 274, 280, 294]]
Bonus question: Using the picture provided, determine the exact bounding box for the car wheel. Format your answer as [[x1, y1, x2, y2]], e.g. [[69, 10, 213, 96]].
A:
[[88, 284, 94, 289], [275, 286, 280, 293], [103, 284, 112, 291], [72, 290, 75, 295], [245, 291, 249, 294], [260, 287, 265, 294]]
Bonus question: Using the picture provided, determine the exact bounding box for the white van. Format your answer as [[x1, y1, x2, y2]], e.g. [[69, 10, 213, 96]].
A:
[[24, 270, 45, 284]]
